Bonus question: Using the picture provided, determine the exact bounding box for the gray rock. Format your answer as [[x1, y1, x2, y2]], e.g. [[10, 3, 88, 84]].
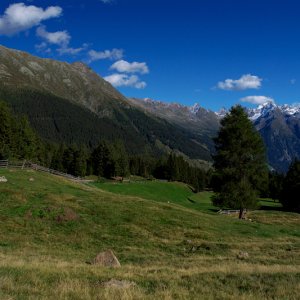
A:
[[93, 250, 121, 268], [237, 251, 249, 260], [0, 176, 8, 183]]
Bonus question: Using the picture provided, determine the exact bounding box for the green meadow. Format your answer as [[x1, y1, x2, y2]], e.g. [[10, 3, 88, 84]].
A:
[[0, 169, 299, 299]]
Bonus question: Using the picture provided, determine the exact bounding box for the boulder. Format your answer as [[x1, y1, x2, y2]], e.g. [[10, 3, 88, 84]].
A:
[[0, 176, 7, 183], [93, 250, 121, 268]]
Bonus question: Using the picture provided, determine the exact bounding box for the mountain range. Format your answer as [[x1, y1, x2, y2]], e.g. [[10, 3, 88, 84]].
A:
[[131, 98, 300, 172], [1, 44, 299, 172]]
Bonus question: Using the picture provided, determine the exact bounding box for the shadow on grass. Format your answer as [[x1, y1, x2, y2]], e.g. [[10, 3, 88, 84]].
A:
[[258, 198, 287, 212], [187, 197, 196, 204], [259, 205, 285, 212]]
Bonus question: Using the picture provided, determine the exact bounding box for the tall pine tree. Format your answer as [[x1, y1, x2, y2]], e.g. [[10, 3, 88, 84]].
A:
[[212, 105, 268, 218]]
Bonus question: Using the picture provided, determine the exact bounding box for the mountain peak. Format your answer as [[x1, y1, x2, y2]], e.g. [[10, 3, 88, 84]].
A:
[[257, 101, 277, 110], [280, 103, 300, 116], [241, 101, 276, 121], [215, 107, 228, 118], [189, 103, 201, 114]]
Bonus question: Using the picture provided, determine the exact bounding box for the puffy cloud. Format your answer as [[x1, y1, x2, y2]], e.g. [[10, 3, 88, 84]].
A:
[[36, 26, 70, 47], [104, 73, 146, 89], [217, 74, 262, 91], [240, 96, 274, 105], [110, 60, 149, 74], [0, 3, 62, 36], [88, 49, 123, 63]]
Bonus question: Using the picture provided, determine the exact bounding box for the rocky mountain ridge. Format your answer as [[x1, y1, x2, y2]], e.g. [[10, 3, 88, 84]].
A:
[[0, 45, 128, 117]]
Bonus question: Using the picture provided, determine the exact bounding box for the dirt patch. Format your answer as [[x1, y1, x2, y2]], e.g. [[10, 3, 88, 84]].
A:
[[56, 207, 79, 223], [24, 206, 79, 223]]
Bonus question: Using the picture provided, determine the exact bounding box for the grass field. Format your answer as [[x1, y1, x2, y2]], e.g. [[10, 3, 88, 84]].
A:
[[91, 180, 283, 213], [0, 169, 299, 299]]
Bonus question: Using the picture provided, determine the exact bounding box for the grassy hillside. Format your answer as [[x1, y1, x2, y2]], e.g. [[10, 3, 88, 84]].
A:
[[0, 169, 299, 299]]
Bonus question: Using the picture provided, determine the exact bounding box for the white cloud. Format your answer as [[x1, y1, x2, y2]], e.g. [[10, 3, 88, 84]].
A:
[[100, 0, 114, 3], [240, 96, 274, 105], [57, 44, 88, 55], [35, 42, 51, 53], [104, 73, 146, 89], [0, 3, 62, 36], [110, 60, 149, 74], [36, 26, 70, 47], [88, 49, 123, 62], [36, 26, 87, 56], [217, 74, 262, 91]]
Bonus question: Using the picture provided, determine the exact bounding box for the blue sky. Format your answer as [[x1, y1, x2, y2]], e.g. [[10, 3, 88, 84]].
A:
[[1, 0, 300, 111]]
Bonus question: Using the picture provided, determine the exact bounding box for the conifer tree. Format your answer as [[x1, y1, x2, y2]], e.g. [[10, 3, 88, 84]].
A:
[[212, 105, 268, 218], [111, 141, 129, 178], [0, 101, 12, 159], [280, 160, 300, 212]]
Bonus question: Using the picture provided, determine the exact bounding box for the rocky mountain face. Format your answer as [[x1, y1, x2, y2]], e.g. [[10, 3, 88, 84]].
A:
[[128, 98, 219, 153], [248, 102, 300, 172], [0, 45, 214, 161], [129, 98, 219, 133]]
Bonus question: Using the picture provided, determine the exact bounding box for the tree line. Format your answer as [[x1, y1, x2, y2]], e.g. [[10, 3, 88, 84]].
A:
[[49, 143, 208, 192]]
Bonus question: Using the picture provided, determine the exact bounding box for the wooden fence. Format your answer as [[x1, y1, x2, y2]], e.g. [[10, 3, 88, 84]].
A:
[[0, 160, 8, 168], [0, 160, 82, 181], [218, 209, 245, 215]]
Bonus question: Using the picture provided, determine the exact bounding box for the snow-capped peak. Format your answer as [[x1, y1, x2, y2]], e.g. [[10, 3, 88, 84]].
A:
[[215, 101, 300, 121], [249, 101, 300, 120], [249, 101, 277, 121], [189, 103, 201, 114], [215, 107, 228, 118], [256, 101, 277, 110], [280, 103, 300, 116]]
